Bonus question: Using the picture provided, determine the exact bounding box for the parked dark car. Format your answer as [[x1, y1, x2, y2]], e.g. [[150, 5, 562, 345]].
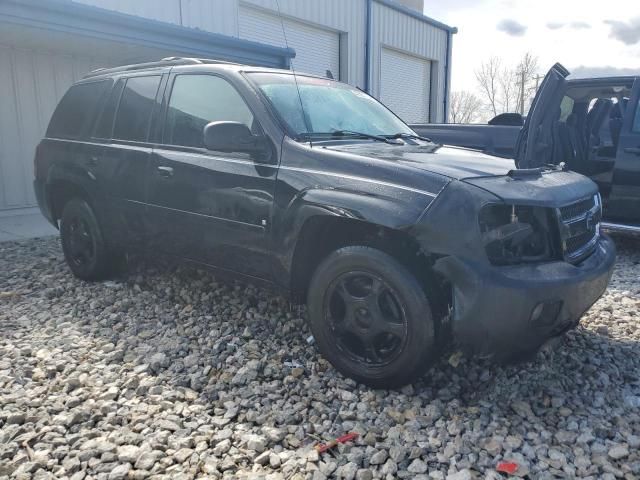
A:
[[35, 58, 615, 388], [412, 64, 640, 234]]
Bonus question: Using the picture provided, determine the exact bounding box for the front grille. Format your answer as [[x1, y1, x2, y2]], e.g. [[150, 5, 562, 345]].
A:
[[565, 230, 596, 253], [558, 197, 595, 221], [557, 194, 601, 263]]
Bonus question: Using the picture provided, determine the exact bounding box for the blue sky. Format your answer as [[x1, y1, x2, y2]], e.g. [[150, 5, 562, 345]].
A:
[[423, 0, 640, 91]]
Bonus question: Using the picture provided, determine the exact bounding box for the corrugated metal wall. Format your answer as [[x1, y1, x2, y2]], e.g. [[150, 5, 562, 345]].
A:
[[73, 0, 368, 88], [370, 1, 448, 121], [242, 0, 366, 87], [74, 0, 183, 24], [239, 6, 341, 79], [0, 44, 115, 210], [1, 1, 449, 210], [180, 0, 239, 37], [73, 0, 447, 120]]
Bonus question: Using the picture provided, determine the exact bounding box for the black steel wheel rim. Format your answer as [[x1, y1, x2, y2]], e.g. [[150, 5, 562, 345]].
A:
[[324, 270, 408, 366], [65, 216, 95, 267]]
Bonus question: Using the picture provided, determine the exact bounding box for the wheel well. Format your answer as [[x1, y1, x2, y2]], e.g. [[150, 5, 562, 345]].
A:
[[290, 216, 449, 316], [48, 181, 91, 222]]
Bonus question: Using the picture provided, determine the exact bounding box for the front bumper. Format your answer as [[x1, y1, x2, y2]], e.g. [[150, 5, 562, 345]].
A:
[[434, 234, 616, 357]]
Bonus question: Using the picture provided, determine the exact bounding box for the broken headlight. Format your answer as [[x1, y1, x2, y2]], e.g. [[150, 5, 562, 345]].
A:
[[478, 204, 557, 265]]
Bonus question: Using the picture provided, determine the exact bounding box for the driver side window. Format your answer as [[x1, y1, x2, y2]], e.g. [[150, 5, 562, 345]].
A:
[[164, 74, 255, 148]]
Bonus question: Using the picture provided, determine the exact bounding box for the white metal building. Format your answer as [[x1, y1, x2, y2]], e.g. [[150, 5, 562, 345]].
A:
[[0, 0, 455, 213]]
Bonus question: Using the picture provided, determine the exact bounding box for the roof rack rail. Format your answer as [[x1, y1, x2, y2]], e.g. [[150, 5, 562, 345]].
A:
[[83, 57, 241, 78]]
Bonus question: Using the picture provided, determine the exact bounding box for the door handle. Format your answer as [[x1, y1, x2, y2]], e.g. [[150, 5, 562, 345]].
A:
[[624, 147, 640, 155], [85, 156, 98, 167], [157, 166, 174, 178]]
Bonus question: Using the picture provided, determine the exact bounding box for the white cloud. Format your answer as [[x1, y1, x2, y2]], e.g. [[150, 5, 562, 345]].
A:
[[497, 18, 527, 36], [424, 0, 640, 92], [604, 17, 640, 45]]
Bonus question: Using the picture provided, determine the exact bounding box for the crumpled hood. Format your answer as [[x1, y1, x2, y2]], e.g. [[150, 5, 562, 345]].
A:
[[465, 169, 599, 206], [326, 142, 516, 180]]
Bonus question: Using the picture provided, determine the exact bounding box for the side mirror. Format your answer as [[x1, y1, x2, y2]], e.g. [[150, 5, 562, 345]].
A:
[[203, 121, 270, 160]]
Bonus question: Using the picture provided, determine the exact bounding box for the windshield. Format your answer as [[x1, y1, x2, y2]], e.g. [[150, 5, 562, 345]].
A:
[[248, 73, 414, 138]]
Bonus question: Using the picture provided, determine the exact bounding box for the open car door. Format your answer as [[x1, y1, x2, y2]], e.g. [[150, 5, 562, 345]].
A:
[[515, 63, 570, 169]]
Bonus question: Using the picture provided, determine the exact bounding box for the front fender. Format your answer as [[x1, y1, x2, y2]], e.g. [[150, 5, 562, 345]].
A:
[[272, 184, 436, 282]]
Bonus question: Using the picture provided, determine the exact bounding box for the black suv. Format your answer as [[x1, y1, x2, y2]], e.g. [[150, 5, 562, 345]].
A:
[[35, 57, 615, 388]]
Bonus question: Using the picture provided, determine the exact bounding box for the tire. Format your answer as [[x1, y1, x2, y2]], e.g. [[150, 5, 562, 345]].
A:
[[60, 198, 120, 281], [307, 246, 437, 389]]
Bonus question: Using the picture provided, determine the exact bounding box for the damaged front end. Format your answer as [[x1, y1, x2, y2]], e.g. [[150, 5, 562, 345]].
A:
[[479, 203, 558, 265], [411, 170, 615, 358]]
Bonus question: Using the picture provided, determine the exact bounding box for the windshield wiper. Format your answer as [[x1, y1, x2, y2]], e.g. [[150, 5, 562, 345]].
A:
[[300, 130, 398, 144], [385, 132, 432, 142]]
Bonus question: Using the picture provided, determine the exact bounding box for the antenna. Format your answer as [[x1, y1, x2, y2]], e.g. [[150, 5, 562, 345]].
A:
[[274, 0, 313, 148]]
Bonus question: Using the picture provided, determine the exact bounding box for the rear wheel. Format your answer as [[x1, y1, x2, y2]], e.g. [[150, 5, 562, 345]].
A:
[[307, 246, 437, 388], [60, 198, 120, 280]]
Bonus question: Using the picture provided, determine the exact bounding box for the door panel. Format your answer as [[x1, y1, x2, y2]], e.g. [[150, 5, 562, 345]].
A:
[[607, 80, 640, 222], [515, 63, 569, 169], [146, 73, 277, 280], [100, 143, 153, 244], [148, 148, 276, 278], [97, 74, 162, 245]]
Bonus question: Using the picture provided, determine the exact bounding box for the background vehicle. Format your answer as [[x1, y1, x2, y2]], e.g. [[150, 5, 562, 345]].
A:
[[34, 58, 615, 388], [411, 113, 521, 158], [412, 66, 640, 233]]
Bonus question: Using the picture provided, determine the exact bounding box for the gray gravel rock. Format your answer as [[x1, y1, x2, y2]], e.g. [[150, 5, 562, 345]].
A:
[[108, 463, 131, 480], [1, 236, 640, 479], [369, 449, 388, 465], [408, 458, 428, 473], [608, 444, 629, 460]]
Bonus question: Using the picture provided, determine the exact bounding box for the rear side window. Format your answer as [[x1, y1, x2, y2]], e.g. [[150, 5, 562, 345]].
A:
[[93, 79, 125, 139], [47, 80, 110, 139], [113, 76, 161, 142], [634, 97, 640, 133], [164, 74, 255, 148]]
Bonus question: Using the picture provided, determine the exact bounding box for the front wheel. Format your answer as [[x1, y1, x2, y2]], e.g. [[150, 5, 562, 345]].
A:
[[307, 246, 437, 388], [60, 198, 120, 281]]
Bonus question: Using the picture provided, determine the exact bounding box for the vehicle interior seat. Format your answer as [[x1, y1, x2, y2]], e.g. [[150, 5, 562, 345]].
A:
[[565, 113, 585, 171], [552, 108, 575, 167], [585, 98, 613, 156], [609, 99, 627, 150]]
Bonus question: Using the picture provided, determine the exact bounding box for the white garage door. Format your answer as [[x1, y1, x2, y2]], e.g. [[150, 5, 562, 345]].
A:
[[239, 7, 340, 79], [0, 45, 112, 211], [380, 48, 431, 124]]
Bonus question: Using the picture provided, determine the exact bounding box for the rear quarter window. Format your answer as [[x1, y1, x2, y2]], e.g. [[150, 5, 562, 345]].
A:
[[46, 80, 111, 140]]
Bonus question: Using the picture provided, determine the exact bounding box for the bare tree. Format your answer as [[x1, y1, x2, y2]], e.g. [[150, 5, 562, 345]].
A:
[[474, 52, 540, 120], [475, 57, 501, 117], [515, 52, 539, 114], [449, 90, 483, 123], [498, 65, 518, 113]]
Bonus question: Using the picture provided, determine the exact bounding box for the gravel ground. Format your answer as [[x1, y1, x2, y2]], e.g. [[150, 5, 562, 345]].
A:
[[1, 236, 639, 480]]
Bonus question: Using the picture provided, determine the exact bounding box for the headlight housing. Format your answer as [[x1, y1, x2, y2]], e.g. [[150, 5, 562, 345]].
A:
[[478, 204, 558, 265]]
